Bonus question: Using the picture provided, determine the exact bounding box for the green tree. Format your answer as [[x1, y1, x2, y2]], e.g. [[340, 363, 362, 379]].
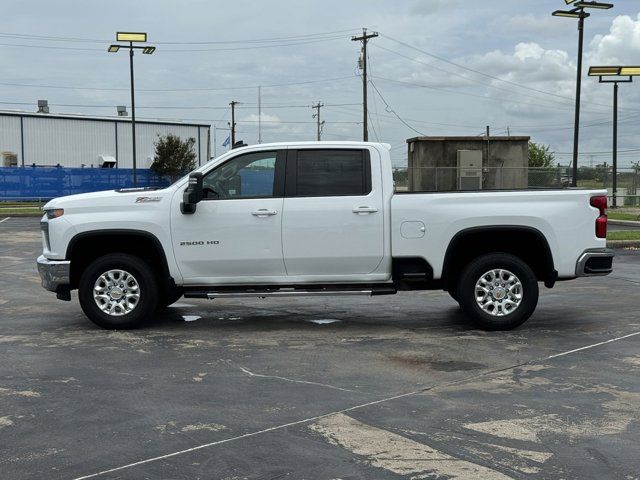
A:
[[150, 134, 197, 181], [528, 141, 555, 168]]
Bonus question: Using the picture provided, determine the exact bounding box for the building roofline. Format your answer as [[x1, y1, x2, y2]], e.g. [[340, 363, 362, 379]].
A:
[[407, 136, 530, 142], [0, 109, 210, 129]]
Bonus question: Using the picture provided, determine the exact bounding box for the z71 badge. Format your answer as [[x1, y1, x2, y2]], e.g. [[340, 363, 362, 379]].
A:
[[135, 196, 162, 203]]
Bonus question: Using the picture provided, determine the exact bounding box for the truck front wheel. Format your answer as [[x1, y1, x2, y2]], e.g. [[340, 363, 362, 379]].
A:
[[78, 253, 159, 329], [457, 253, 538, 331]]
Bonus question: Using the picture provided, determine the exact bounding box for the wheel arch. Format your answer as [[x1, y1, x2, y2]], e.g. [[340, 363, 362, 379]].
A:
[[65, 229, 172, 289], [442, 226, 556, 290]]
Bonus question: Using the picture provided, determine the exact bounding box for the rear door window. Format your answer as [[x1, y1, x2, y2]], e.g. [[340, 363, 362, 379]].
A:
[[292, 149, 371, 196]]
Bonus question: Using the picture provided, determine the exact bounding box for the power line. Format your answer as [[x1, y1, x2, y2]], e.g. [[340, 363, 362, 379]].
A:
[[326, 104, 492, 130], [554, 148, 640, 156], [0, 36, 349, 53], [368, 80, 426, 136], [0, 101, 360, 110], [380, 33, 624, 112], [0, 75, 357, 92], [0, 29, 360, 45], [237, 120, 360, 124], [367, 49, 384, 141], [371, 43, 602, 113], [370, 75, 612, 115]]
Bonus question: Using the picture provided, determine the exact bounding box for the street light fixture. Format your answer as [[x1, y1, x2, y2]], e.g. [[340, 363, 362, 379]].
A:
[[108, 31, 156, 187], [589, 66, 639, 207], [116, 32, 147, 42], [553, 1, 614, 188], [573, 1, 614, 8]]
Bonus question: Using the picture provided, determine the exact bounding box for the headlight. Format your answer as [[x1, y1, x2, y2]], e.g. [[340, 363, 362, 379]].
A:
[[44, 208, 64, 219]]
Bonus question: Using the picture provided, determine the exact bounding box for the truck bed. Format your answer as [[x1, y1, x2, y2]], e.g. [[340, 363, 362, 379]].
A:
[[391, 189, 606, 279]]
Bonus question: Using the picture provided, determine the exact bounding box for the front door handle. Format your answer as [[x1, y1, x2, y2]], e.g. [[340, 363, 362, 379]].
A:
[[352, 206, 378, 214], [251, 209, 278, 217]]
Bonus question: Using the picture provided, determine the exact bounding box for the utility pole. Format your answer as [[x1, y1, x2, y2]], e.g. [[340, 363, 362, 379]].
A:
[[312, 102, 324, 141], [352, 28, 378, 141], [486, 125, 491, 164], [229, 100, 238, 146]]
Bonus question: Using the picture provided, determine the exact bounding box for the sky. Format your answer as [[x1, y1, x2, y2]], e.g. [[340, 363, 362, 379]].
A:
[[1, 0, 639, 167]]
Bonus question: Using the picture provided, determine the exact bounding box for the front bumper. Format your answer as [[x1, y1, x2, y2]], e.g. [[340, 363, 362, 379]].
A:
[[37, 255, 70, 292], [575, 248, 614, 277]]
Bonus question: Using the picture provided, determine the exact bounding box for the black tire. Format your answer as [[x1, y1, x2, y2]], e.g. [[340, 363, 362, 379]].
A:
[[159, 288, 184, 309], [457, 253, 538, 331], [78, 253, 159, 329]]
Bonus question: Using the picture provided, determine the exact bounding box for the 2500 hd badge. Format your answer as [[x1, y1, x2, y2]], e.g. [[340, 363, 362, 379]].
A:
[[179, 240, 219, 246]]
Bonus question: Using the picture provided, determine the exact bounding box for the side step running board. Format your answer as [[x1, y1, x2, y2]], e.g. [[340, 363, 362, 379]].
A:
[[184, 286, 397, 299]]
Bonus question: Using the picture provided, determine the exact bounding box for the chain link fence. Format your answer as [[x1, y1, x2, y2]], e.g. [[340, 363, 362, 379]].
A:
[[392, 166, 640, 206]]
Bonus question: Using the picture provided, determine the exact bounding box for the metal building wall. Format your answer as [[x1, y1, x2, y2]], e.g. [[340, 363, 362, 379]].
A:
[[0, 116, 24, 165], [0, 113, 210, 169], [115, 122, 205, 168], [23, 116, 115, 167]]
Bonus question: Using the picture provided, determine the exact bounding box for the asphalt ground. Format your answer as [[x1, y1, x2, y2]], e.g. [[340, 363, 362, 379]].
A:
[[1, 216, 640, 480]]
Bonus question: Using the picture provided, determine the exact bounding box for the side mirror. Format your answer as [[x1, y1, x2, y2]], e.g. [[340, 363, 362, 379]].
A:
[[181, 172, 203, 214]]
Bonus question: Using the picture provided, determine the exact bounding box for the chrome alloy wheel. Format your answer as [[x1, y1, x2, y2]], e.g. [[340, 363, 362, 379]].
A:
[[475, 269, 522, 317], [93, 269, 140, 316]]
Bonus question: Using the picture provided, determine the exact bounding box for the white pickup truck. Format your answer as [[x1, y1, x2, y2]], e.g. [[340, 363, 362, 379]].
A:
[[37, 141, 613, 330]]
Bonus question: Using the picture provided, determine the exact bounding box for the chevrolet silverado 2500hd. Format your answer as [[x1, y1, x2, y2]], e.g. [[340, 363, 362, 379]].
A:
[[37, 142, 614, 330]]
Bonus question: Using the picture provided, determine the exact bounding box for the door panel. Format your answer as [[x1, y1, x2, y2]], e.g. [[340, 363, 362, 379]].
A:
[[170, 149, 286, 281], [282, 148, 384, 276], [171, 198, 285, 279]]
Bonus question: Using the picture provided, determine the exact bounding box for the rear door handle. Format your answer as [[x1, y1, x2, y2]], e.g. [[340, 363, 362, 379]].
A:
[[251, 209, 278, 217], [352, 206, 378, 214]]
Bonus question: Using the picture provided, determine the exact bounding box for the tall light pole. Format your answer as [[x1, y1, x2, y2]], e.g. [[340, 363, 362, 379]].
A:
[[588, 66, 640, 207], [229, 101, 239, 147], [108, 32, 156, 187], [553, 1, 614, 187]]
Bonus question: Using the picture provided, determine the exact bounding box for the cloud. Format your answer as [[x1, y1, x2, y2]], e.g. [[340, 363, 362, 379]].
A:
[[241, 113, 281, 123], [470, 43, 574, 86], [588, 13, 640, 64]]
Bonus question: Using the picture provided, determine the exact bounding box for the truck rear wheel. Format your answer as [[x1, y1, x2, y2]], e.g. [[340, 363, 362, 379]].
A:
[[78, 253, 159, 329], [457, 253, 538, 331]]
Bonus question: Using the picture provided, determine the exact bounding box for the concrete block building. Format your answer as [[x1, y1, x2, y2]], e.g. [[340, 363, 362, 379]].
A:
[[406, 136, 530, 192]]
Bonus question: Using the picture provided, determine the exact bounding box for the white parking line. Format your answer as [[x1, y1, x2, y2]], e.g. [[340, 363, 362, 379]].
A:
[[0, 217, 10, 223], [545, 330, 640, 360], [71, 329, 640, 480]]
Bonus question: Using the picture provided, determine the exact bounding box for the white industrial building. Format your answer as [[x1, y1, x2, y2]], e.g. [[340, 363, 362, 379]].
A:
[[0, 109, 211, 169]]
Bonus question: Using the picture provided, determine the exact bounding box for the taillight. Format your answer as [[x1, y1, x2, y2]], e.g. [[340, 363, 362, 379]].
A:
[[590, 195, 607, 238]]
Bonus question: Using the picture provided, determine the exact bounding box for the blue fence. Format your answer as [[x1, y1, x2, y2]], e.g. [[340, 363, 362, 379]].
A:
[[0, 167, 171, 200]]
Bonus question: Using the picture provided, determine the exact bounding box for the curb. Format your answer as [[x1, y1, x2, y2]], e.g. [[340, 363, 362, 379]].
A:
[[0, 213, 42, 218], [608, 240, 640, 250], [609, 219, 640, 227]]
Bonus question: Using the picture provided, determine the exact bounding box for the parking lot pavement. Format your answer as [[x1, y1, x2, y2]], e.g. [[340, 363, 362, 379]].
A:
[[1, 217, 639, 480]]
